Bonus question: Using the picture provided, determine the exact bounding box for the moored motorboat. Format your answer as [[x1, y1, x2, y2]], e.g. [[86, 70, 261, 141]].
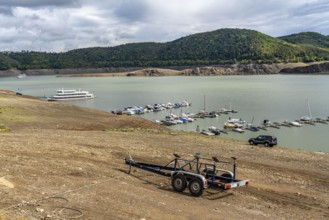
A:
[[208, 126, 220, 135], [224, 122, 236, 129], [201, 130, 215, 136], [232, 127, 244, 133], [289, 121, 302, 127], [300, 116, 312, 122], [245, 124, 259, 131], [228, 118, 246, 125], [314, 117, 328, 124], [224, 122, 243, 129]]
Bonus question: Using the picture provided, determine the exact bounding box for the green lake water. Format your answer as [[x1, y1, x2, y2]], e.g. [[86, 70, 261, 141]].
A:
[[1, 74, 328, 153]]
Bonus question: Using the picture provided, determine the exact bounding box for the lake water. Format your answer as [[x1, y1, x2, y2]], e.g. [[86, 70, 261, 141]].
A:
[[1, 74, 329, 153]]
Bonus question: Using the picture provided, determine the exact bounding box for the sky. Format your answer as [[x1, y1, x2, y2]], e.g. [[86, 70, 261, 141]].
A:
[[0, 0, 328, 52]]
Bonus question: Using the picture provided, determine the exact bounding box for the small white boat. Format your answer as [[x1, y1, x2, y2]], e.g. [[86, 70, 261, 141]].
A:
[[289, 121, 302, 127], [201, 130, 215, 136], [175, 119, 184, 124], [165, 102, 174, 109], [228, 118, 246, 125], [224, 122, 243, 129], [181, 100, 190, 107], [220, 108, 238, 114], [208, 126, 220, 135], [17, 73, 27, 79], [300, 116, 312, 122], [232, 127, 244, 133], [263, 119, 273, 126], [245, 124, 259, 131]]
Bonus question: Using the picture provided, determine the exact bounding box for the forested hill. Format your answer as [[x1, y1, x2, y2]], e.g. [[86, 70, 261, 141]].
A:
[[278, 32, 329, 49], [1, 28, 329, 70]]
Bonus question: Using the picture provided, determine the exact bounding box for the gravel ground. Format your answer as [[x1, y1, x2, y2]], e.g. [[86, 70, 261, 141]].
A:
[[0, 91, 328, 220]]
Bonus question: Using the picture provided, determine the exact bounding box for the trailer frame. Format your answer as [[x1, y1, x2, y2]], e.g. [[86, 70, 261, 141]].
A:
[[124, 153, 249, 197]]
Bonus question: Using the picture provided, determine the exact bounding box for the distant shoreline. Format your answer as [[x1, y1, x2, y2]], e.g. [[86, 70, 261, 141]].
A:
[[1, 61, 329, 78]]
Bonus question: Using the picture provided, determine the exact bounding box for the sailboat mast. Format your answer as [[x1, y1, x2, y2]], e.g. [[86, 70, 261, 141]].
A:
[[204, 95, 206, 111], [307, 99, 312, 119]]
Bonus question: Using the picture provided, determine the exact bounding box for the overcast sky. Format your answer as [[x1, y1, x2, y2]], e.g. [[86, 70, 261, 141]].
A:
[[0, 0, 328, 52]]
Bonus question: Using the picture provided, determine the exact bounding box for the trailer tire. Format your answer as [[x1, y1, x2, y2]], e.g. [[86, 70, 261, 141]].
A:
[[172, 175, 187, 192], [188, 178, 204, 197]]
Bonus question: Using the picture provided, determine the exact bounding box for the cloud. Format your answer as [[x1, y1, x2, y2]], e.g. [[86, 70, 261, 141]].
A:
[[112, 0, 150, 22], [0, 6, 13, 15], [293, 0, 329, 16], [0, 0, 80, 8], [0, 0, 328, 52]]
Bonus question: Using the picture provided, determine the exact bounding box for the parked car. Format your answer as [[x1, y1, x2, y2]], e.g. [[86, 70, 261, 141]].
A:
[[248, 135, 277, 147]]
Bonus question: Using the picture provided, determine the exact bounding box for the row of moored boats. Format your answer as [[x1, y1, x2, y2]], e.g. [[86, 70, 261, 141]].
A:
[[201, 116, 329, 136], [112, 101, 191, 115], [46, 90, 328, 136]]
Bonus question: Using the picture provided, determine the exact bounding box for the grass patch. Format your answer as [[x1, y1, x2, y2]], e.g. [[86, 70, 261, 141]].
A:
[[0, 211, 26, 220], [0, 124, 10, 132]]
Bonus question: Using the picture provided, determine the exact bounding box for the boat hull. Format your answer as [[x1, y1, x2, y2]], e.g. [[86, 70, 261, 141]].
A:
[[48, 96, 94, 101]]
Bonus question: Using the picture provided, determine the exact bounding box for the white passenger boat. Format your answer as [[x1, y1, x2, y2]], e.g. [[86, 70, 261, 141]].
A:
[[48, 88, 95, 101]]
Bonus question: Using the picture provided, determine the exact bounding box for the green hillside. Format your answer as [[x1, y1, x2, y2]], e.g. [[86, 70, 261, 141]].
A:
[[279, 32, 329, 49], [157, 29, 308, 64], [1, 28, 329, 70], [60, 42, 165, 68], [0, 53, 20, 70]]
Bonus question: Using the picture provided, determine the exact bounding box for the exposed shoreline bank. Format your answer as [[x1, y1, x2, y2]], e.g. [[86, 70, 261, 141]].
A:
[[1, 62, 329, 78]]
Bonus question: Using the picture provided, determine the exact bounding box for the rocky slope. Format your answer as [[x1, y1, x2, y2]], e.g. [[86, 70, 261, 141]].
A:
[[280, 62, 329, 74]]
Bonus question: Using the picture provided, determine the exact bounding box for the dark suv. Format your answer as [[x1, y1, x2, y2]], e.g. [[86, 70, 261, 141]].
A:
[[248, 135, 277, 147]]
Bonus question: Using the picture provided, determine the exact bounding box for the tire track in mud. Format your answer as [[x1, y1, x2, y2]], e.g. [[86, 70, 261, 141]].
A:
[[244, 186, 329, 219]]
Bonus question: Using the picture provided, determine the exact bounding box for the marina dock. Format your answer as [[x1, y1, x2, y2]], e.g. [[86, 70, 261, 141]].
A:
[[111, 100, 329, 136]]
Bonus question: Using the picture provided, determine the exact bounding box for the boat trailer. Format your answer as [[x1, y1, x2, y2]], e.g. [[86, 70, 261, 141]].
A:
[[124, 153, 249, 197]]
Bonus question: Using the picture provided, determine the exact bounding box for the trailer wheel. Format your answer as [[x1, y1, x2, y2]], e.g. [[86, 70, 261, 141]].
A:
[[188, 178, 204, 197], [172, 175, 187, 192]]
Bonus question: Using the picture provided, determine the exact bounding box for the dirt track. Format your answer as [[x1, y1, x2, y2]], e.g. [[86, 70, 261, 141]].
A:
[[0, 91, 328, 219]]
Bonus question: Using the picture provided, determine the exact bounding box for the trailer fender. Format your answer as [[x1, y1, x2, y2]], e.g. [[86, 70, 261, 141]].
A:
[[216, 169, 234, 179]]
